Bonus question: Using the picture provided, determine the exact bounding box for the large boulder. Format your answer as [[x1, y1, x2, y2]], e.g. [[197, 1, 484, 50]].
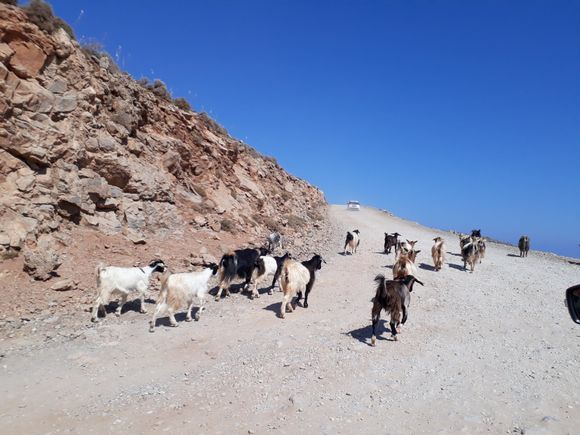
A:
[[23, 239, 62, 280], [7, 39, 47, 78]]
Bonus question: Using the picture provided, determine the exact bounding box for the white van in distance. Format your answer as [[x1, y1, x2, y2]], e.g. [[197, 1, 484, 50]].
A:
[[347, 200, 360, 211]]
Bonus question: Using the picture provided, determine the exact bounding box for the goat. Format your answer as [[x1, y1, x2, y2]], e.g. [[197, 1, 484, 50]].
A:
[[279, 254, 324, 318], [371, 274, 423, 345], [393, 250, 420, 279], [149, 262, 219, 332], [431, 237, 445, 271], [270, 252, 292, 289], [266, 232, 283, 253], [471, 229, 482, 238], [459, 234, 471, 250], [384, 232, 401, 255], [519, 236, 530, 257], [461, 239, 480, 272], [397, 239, 417, 257], [343, 230, 360, 255], [477, 238, 486, 263], [214, 247, 269, 300], [249, 252, 292, 298], [91, 259, 167, 322]]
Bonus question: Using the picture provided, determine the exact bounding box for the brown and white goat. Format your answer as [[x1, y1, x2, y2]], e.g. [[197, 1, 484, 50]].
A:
[[397, 239, 417, 257], [371, 274, 424, 345], [279, 254, 324, 318], [431, 237, 445, 271], [477, 238, 486, 263], [459, 234, 471, 250], [393, 249, 420, 279]]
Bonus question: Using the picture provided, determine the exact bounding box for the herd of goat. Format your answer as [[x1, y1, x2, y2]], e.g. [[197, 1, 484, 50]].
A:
[[90, 228, 532, 344]]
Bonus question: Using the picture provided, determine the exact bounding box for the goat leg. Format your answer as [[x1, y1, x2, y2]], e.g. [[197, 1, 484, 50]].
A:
[[371, 304, 381, 347], [185, 302, 195, 322]]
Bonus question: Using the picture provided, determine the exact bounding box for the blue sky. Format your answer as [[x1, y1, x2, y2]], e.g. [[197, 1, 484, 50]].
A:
[[46, 0, 580, 258]]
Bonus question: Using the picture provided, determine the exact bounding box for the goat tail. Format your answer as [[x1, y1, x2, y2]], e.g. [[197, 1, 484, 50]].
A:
[[218, 252, 237, 283], [374, 274, 386, 286], [374, 274, 386, 298], [95, 262, 107, 287], [159, 269, 171, 295]]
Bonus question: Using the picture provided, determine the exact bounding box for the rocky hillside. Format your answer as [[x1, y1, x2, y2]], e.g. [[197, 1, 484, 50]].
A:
[[0, 4, 327, 281]]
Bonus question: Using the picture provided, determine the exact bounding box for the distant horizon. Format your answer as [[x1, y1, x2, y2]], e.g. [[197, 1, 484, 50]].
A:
[[331, 203, 580, 260], [48, 0, 580, 260]]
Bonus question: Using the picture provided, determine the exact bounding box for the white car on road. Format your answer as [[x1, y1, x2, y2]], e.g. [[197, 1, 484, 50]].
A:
[[347, 200, 360, 211]]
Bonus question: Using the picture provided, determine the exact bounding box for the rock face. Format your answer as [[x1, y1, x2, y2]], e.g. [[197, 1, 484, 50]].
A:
[[0, 4, 327, 277]]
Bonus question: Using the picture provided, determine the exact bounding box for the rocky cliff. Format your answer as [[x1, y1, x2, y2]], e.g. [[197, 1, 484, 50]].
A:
[[0, 4, 327, 282]]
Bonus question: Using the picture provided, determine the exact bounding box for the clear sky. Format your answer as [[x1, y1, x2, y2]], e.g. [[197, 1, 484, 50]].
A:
[[46, 0, 580, 258]]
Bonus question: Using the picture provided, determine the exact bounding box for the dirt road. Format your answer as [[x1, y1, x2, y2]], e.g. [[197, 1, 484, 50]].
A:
[[1, 205, 579, 434]]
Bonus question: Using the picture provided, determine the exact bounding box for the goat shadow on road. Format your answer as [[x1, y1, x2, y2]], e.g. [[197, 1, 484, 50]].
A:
[[346, 322, 394, 347], [153, 309, 200, 328], [263, 300, 306, 318], [506, 254, 522, 258], [448, 263, 467, 272], [419, 263, 436, 271], [569, 260, 580, 266], [99, 298, 157, 317], [210, 283, 271, 300], [446, 251, 462, 257]]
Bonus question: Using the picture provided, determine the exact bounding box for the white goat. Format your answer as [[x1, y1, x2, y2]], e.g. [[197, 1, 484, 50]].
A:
[[149, 263, 219, 332], [279, 255, 324, 318], [91, 259, 167, 322], [266, 232, 283, 253], [249, 255, 278, 298]]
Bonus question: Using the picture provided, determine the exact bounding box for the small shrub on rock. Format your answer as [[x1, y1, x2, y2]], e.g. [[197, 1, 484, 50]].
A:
[[24, 0, 75, 39], [173, 97, 192, 111], [220, 219, 234, 233]]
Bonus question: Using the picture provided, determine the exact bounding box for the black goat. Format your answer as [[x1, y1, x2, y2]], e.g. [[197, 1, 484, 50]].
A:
[[384, 232, 401, 254], [471, 229, 482, 238], [215, 247, 269, 300], [371, 274, 423, 346], [518, 236, 530, 257], [461, 239, 479, 272]]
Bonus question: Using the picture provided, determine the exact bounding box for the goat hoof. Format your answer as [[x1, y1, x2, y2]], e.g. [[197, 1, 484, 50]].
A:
[[140, 309, 147, 314], [194, 313, 201, 321], [304, 303, 308, 308], [115, 312, 121, 317], [170, 323, 179, 328], [392, 335, 398, 341], [185, 317, 193, 322], [214, 297, 220, 302], [149, 327, 155, 333], [91, 317, 98, 323]]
